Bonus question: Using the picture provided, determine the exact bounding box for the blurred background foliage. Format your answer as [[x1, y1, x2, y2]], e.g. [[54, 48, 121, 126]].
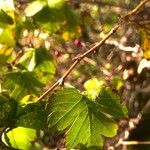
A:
[[0, 0, 150, 149]]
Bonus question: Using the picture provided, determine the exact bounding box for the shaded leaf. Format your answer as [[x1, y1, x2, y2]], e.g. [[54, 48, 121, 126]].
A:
[[96, 87, 128, 119], [32, 2, 81, 38], [16, 102, 48, 130], [48, 88, 125, 149], [0, 93, 17, 127], [4, 71, 44, 100], [0, 9, 14, 26], [2, 127, 37, 150]]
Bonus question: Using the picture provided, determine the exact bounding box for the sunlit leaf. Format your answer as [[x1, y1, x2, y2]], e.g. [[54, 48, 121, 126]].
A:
[[48, 88, 127, 149], [17, 47, 56, 83], [0, 29, 15, 47], [140, 29, 150, 59], [84, 78, 104, 100], [47, 0, 65, 8], [2, 127, 37, 150], [25, 1, 46, 17], [0, 0, 15, 11], [17, 48, 36, 72], [0, 45, 13, 66]]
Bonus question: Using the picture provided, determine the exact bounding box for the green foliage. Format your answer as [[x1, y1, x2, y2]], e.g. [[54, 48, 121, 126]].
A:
[[96, 87, 127, 119], [25, 1, 46, 17], [4, 71, 44, 100], [16, 102, 48, 130], [0, 94, 17, 127], [0, 0, 130, 149], [84, 78, 105, 100], [2, 127, 37, 150], [0, 29, 15, 47], [47, 88, 127, 149], [0, 10, 14, 27], [31, 0, 81, 39], [17, 47, 56, 83]]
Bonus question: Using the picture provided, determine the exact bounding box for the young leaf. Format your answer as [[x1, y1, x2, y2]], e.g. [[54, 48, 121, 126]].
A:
[[0, 93, 17, 127], [47, 88, 126, 149], [16, 102, 48, 130], [2, 127, 37, 150], [25, 1, 46, 17], [84, 78, 104, 100]]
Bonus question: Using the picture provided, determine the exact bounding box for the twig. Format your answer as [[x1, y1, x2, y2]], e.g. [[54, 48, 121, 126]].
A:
[[38, 0, 150, 101], [122, 141, 150, 145]]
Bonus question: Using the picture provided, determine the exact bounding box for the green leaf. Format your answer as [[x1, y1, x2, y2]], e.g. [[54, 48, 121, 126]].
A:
[[17, 47, 56, 83], [48, 88, 123, 149], [32, 1, 81, 38], [34, 47, 56, 83], [47, 0, 65, 8], [0, 9, 14, 26], [16, 102, 48, 130], [96, 87, 128, 119], [84, 78, 104, 100], [25, 1, 46, 17], [0, 29, 15, 47], [17, 48, 36, 72], [2, 127, 37, 150], [0, 93, 17, 127], [4, 71, 44, 100], [0, 46, 13, 66]]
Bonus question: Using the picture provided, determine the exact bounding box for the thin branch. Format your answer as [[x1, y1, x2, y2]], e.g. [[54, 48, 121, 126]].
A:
[[38, 0, 150, 101], [122, 141, 150, 145]]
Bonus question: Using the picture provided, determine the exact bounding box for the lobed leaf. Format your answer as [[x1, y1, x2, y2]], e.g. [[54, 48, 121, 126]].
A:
[[96, 87, 128, 119], [48, 88, 127, 149]]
